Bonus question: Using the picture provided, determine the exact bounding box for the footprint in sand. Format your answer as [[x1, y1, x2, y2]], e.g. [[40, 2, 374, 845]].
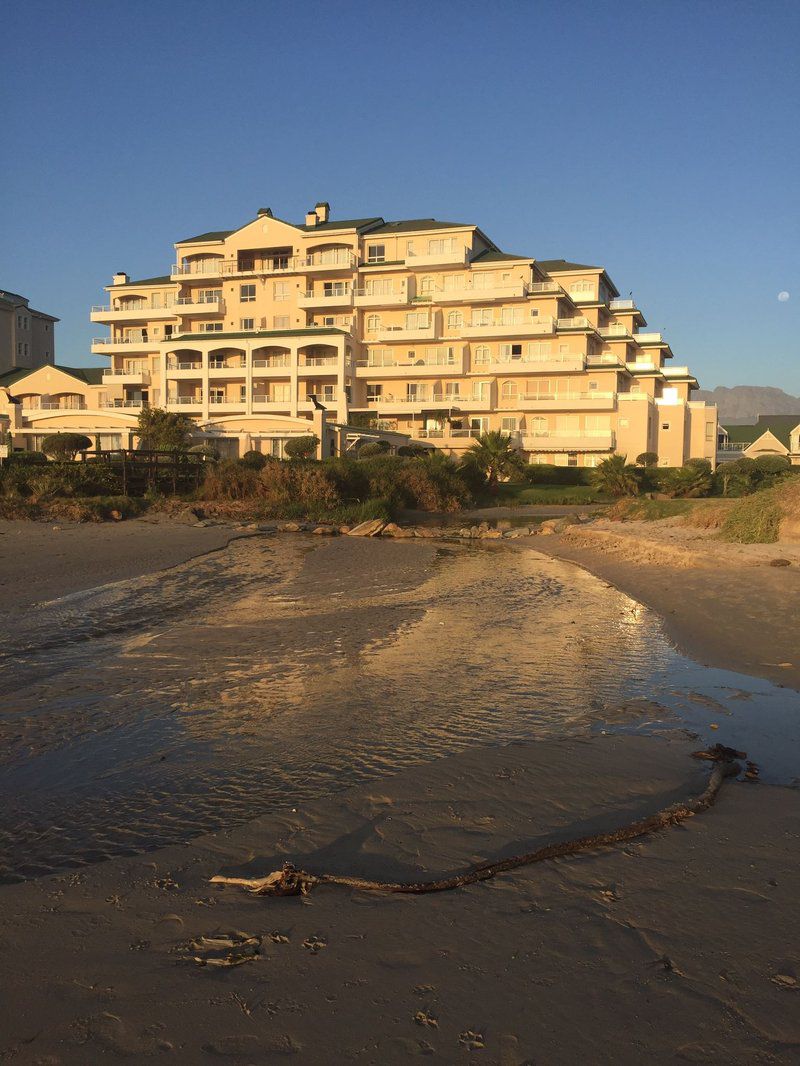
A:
[[187, 930, 261, 968], [302, 935, 327, 954], [459, 1030, 485, 1051], [414, 1010, 438, 1028]]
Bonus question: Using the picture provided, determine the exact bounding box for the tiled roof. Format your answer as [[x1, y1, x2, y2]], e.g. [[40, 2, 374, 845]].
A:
[[471, 249, 531, 263], [722, 415, 800, 447], [298, 217, 382, 233], [117, 275, 172, 287], [366, 218, 469, 234], [0, 364, 104, 388], [536, 259, 602, 273], [171, 328, 347, 342], [176, 230, 235, 244]]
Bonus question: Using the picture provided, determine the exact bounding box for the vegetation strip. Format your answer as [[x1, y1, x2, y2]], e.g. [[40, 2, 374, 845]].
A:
[[211, 745, 745, 898]]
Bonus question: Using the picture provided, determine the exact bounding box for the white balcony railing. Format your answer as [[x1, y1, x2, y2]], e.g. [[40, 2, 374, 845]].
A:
[[555, 317, 593, 330], [171, 250, 357, 277], [99, 400, 144, 408], [528, 281, 561, 294], [609, 298, 637, 311], [253, 356, 291, 368]]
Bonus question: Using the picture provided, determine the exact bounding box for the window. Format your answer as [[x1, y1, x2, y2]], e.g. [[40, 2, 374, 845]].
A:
[[240, 385, 247, 401], [240, 318, 254, 330], [570, 280, 593, 294], [472, 272, 492, 290], [472, 309, 493, 326], [705, 424, 714, 441], [405, 311, 429, 329], [445, 382, 460, 398], [447, 310, 463, 329], [567, 453, 578, 467], [588, 380, 598, 390], [407, 383, 427, 401], [420, 276, 435, 294], [473, 380, 490, 401], [661, 422, 670, 430], [618, 418, 629, 428], [367, 314, 381, 331], [367, 244, 385, 263], [273, 281, 289, 301], [366, 384, 383, 401], [501, 417, 518, 433], [500, 343, 523, 360], [470, 417, 489, 434], [443, 274, 463, 291], [274, 315, 290, 329], [240, 284, 256, 302], [405, 241, 414, 257], [474, 345, 490, 364], [529, 417, 548, 436], [365, 279, 394, 295], [323, 281, 348, 297], [501, 381, 517, 399], [428, 238, 456, 254], [202, 322, 223, 332], [209, 388, 225, 403], [200, 289, 221, 303]]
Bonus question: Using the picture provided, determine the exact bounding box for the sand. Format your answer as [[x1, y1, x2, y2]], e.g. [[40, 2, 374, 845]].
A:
[[2, 520, 800, 1063]]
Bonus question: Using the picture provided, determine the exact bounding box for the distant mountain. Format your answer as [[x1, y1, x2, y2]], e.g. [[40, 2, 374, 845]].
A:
[[694, 385, 800, 422]]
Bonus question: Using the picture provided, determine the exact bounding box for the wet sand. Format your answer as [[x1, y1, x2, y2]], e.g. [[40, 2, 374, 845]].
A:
[[2, 522, 800, 1063]]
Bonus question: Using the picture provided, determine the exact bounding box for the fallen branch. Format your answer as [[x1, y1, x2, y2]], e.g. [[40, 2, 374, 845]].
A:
[[211, 745, 746, 898]]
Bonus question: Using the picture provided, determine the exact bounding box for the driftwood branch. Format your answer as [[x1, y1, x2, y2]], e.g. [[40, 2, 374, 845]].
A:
[[211, 745, 746, 899]]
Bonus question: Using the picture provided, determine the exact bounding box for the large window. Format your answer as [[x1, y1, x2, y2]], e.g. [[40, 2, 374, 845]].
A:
[[447, 310, 463, 329], [240, 284, 256, 302], [273, 282, 289, 301], [273, 315, 290, 329], [366, 384, 383, 401], [405, 312, 429, 329], [428, 238, 456, 254], [366, 244, 386, 263], [501, 381, 518, 399], [472, 309, 493, 326], [367, 314, 381, 331], [474, 345, 490, 364]]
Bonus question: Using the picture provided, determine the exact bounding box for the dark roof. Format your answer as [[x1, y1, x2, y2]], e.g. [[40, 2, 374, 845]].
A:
[[471, 249, 531, 263], [0, 289, 29, 306], [0, 364, 105, 388], [116, 275, 172, 287], [721, 415, 800, 447], [537, 259, 601, 273], [176, 230, 235, 244], [366, 218, 469, 234], [299, 217, 382, 233]]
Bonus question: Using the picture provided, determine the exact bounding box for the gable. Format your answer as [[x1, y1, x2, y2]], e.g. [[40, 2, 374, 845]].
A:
[[8, 364, 96, 394], [743, 430, 790, 456]]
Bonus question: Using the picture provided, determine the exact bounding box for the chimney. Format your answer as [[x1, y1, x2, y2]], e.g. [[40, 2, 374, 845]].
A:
[[305, 210, 318, 227], [314, 201, 330, 224], [257, 207, 273, 218], [112, 272, 129, 285]]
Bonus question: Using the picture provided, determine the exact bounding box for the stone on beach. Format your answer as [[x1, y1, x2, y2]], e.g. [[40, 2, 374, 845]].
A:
[[347, 519, 386, 537]]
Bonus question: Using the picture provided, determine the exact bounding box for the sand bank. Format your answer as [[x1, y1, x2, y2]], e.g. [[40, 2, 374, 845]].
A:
[[1, 734, 798, 1064]]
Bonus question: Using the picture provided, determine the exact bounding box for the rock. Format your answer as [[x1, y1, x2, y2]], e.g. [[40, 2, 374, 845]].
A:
[[539, 519, 558, 532], [380, 522, 403, 536], [470, 525, 481, 538], [278, 521, 302, 532], [478, 521, 490, 532], [109, 509, 123, 522], [538, 526, 555, 536], [480, 529, 503, 539], [339, 525, 351, 534], [348, 519, 386, 537], [769, 558, 792, 567], [194, 520, 210, 528], [312, 526, 337, 535], [459, 528, 472, 538], [416, 527, 444, 538]]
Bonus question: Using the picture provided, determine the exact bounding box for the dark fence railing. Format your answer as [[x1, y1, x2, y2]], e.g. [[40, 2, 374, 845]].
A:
[[79, 449, 209, 495]]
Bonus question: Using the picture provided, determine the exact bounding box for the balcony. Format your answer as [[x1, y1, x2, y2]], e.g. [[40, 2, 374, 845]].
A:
[[252, 397, 292, 411], [633, 332, 664, 344], [354, 285, 410, 307], [609, 299, 637, 311], [356, 347, 466, 378], [298, 288, 354, 310], [528, 281, 561, 295], [252, 357, 291, 376], [463, 316, 554, 339], [515, 391, 616, 411], [522, 430, 615, 451], [405, 247, 469, 268], [174, 296, 224, 316], [167, 360, 203, 375], [170, 250, 357, 280], [432, 281, 529, 304], [167, 395, 204, 410], [209, 360, 246, 376], [556, 317, 593, 331], [298, 356, 340, 376], [102, 368, 150, 385], [91, 304, 177, 323], [598, 325, 629, 339], [23, 400, 87, 411], [208, 398, 247, 412], [99, 399, 145, 409], [91, 336, 157, 353], [373, 319, 438, 343]]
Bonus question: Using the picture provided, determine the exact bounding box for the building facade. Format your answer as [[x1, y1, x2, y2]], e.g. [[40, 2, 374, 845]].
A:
[[2, 204, 717, 464], [0, 288, 58, 374]]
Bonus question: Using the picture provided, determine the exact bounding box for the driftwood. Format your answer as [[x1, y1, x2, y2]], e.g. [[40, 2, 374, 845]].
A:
[[210, 745, 746, 899]]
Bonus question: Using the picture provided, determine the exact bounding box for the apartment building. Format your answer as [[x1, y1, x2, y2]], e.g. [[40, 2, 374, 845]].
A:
[[1, 203, 716, 463], [0, 288, 58, 373]]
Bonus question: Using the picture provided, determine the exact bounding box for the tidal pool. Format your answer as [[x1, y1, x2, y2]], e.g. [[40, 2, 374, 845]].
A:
[[0, 535, 797, 883]]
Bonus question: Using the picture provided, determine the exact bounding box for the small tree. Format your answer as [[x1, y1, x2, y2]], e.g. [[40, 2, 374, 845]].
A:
[[136, 407, 194, 451], [41, 433, 93, 461], [635, 451, 659, 468], [590, 454, 640, 497], [240, 450, 269, 469], [284, 434, 319, 460], [663, 460, 713, 498], [358, 440, 391, 458], [462, 431, 524, 491]]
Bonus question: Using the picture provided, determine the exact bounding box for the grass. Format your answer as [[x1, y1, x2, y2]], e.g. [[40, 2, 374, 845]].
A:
[[492, 483, 605, 506], [719, 492, 783, 544]]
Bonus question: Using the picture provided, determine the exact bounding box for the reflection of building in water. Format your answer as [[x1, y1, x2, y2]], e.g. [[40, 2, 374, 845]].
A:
[[1, 201, 716, 467]]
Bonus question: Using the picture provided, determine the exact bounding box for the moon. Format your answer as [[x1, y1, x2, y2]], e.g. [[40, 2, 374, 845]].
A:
[[777, 291, 790, 302]]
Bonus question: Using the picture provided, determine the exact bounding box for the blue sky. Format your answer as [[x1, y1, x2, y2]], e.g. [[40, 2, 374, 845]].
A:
[[2, 0, 798, 391]]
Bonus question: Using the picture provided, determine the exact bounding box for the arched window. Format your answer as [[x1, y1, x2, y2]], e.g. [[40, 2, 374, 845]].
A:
[[447, 310, 463, 329], [366, 314, 381, 331], [474, 345, 490, 365], [529, 417, 548, 436], [420, 276, 434, 294], [501, 381, 517, 399]]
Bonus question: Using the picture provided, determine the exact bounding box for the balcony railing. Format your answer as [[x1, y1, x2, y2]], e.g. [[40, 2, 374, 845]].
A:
[[167, 395, 203, 405], [609, 298, 637, 311], [598, 325, 629, 338], [24, 401, 88, 411], [253, 356, 291, 368], [171, 251, 357, 277], [92, 335, 155, 346], [528, 281, 561, 294], [556, 317, 593, 330], [100, 400, 146, 409]]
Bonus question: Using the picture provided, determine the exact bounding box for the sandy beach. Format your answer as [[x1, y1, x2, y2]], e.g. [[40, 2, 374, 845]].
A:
[[1, 519, 799, 1064]]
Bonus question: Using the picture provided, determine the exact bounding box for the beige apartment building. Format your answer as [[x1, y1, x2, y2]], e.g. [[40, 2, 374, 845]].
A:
[[0, 203, 716, 465], [0, 288, 58, 374]]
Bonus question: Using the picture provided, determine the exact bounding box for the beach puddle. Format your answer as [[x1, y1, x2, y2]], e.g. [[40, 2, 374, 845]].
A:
[[0, 535, 798, 883]]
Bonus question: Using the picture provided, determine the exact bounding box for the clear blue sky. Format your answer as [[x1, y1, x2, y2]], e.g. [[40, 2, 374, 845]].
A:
[[2, 0, 798, 391]]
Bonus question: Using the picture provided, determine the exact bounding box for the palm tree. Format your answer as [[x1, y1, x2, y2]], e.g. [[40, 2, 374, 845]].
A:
[[463, 431, 524, 490], [590, 453, 640, 497]]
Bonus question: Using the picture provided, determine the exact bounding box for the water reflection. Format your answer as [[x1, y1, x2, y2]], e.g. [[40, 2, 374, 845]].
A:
[[0, 536, 797, 883]]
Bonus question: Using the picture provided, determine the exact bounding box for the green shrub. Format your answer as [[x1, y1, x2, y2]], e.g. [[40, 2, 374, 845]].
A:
[[358, 440, 391, 458], [284, 434, 319, 460], [720, 492, 782, 543], [521, 464, 593, 486], [41, 433, 92, 461], [10, 450, 48, 464], [239, 450, 269, 469], [590, 454, 640, 497], [635, 452, 659, 468], [662, 461, 713, 498]]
